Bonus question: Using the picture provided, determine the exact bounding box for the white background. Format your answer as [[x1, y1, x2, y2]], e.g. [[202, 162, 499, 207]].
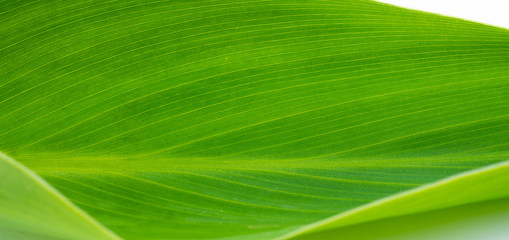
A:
[[377, 0, 509, 29]]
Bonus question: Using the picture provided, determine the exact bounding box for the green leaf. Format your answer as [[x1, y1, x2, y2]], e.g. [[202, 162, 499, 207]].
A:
[[0, 0, 508, 239], [291, 196, 509, 240], [282, 160, 509, 239], [0, 152, 119, 240]]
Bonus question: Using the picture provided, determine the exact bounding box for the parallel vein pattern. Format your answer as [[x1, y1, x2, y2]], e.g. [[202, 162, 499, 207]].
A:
[[0, 0, 508, 239]]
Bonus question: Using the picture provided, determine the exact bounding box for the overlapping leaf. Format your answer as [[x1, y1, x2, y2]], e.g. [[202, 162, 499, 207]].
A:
[[0, 0, 508, 239]]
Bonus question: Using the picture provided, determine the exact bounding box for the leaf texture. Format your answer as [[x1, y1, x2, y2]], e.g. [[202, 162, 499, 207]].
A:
[[0, 152, 119, 240], [0, 0, 508, 239], [282, 160, 509, 239]]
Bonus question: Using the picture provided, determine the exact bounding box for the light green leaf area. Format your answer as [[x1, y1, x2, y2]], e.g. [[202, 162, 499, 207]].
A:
[[293, 196, 509, 240], [0, 0, 508, 239], [285, 160, 509, 239], [0, 152, 119, 240]]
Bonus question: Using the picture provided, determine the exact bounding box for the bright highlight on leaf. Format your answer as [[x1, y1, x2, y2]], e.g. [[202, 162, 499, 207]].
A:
[[0, 0, 508, 239]]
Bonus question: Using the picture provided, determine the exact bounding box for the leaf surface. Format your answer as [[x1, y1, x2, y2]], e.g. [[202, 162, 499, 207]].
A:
[[0, 152, 119, 240], [0, 0, 508, 239], [283, 159, 509, 239], [292, 196, 509, 240]]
